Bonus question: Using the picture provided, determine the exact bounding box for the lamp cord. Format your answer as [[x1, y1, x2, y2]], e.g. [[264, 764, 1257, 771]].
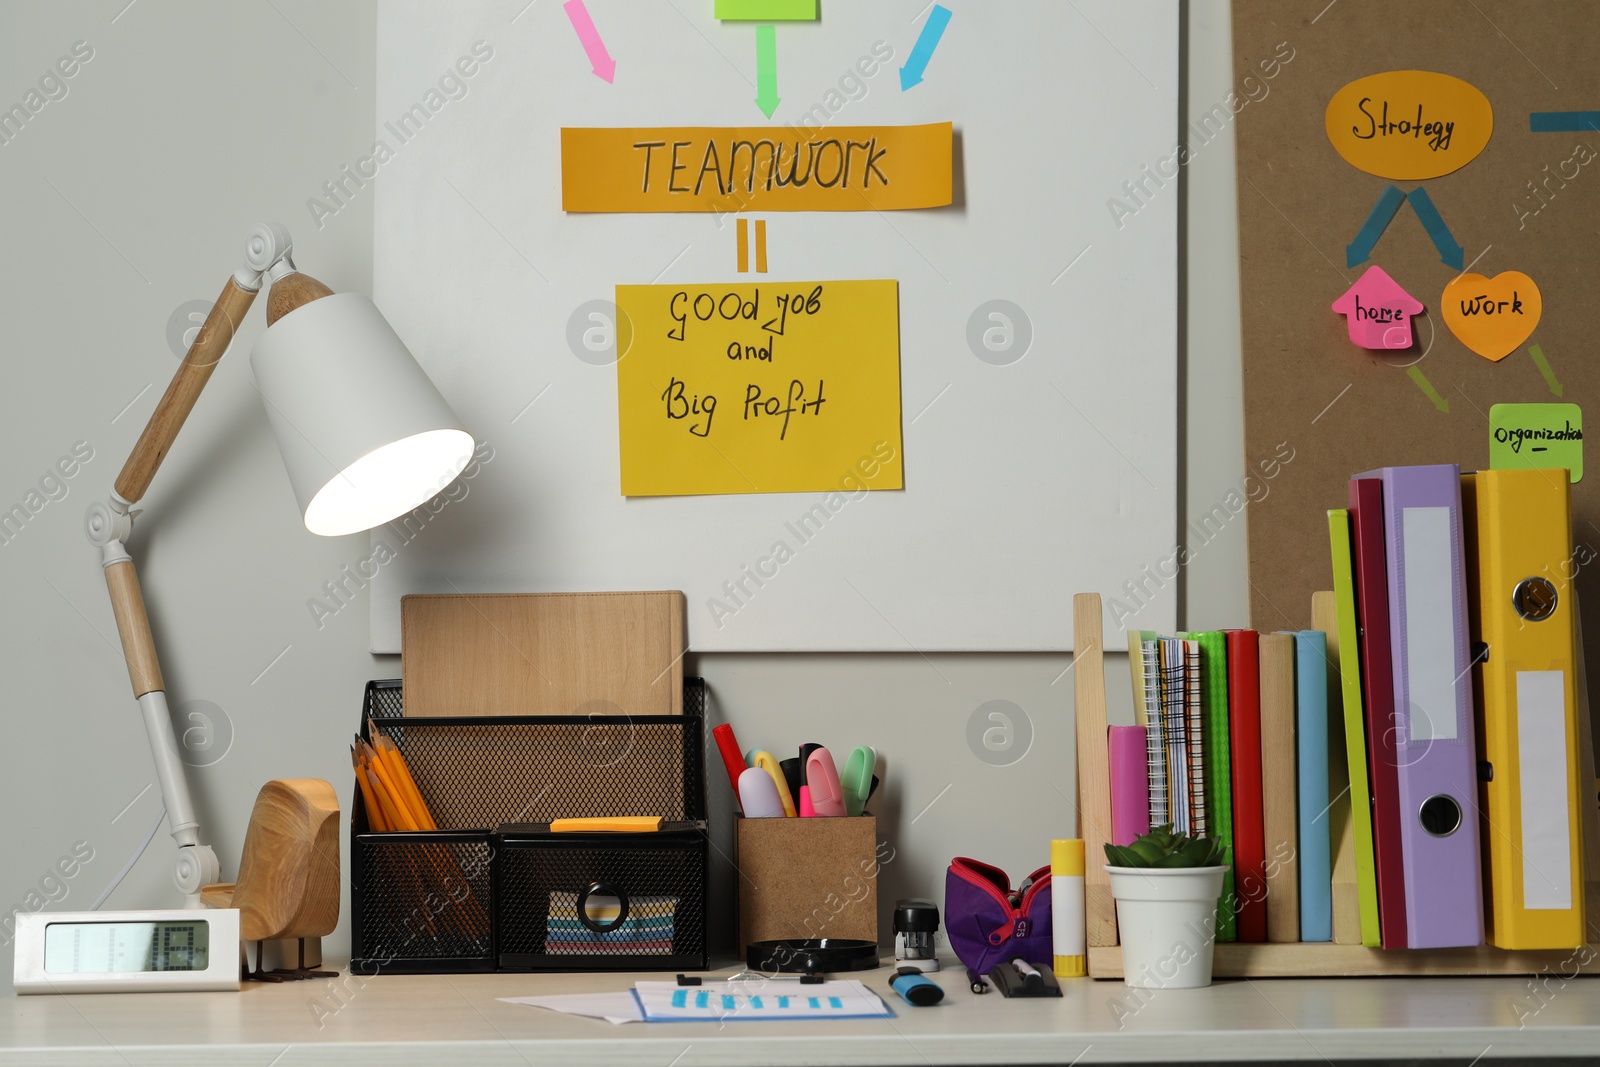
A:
[[91, 805, 166, 911]]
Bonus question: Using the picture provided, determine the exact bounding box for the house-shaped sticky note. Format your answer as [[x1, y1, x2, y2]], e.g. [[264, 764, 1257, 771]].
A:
[[1331, 265, 1424, 350]]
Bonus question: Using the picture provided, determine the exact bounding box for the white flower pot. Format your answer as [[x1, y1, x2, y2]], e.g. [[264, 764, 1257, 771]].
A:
[[1105, 865, 1228, 989]]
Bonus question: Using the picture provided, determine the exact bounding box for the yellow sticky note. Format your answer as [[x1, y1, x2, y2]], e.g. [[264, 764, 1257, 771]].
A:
[[1325, 70, 1492, 180], [562, 125, 952, 213], [616, 280, 903, 497]]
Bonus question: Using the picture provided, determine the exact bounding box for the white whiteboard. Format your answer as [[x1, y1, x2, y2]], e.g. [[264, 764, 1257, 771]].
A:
[[368, 0, 1178, 652]]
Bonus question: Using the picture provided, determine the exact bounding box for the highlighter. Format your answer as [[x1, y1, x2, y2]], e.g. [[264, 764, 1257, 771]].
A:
[[805, 747, 847, 817], [712, 724, 748, 806], [738, 767, 786, 818], [1051, 839, 1086, 978], [747, 749, 797, 817], [890, 967, 944, 1006]]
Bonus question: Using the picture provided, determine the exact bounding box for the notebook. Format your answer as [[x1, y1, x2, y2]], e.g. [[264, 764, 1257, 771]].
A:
[[1185, 630, 1233, 940], [1142, 638, 1168, 827]]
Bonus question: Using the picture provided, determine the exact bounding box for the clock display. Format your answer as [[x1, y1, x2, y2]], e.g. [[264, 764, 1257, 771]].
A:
[[43, 921, 210, 974]]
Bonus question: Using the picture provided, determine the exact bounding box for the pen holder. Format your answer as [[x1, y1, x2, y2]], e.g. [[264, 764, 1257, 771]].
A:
[[733, 814, 883, 951]]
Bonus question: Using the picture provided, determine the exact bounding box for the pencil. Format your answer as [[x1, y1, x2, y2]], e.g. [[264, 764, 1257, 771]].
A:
[[351, 746, 388, 831], [369, 724, 438, 831], [360, 740, 426, 830], [365, 766, 413, 831]]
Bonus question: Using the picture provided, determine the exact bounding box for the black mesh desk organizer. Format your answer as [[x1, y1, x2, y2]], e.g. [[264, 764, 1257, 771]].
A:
[[350, 677, 708, 974]]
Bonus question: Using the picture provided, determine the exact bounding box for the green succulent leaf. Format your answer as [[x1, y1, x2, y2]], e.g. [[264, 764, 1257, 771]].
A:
[[1111, 826, 1228, 869]]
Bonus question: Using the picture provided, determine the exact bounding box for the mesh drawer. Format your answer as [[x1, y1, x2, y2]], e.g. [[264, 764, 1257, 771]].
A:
[[494, 823, 709, 971]]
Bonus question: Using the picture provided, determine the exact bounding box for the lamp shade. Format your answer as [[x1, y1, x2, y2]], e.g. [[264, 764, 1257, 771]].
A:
[[249, 292, 474, 536]]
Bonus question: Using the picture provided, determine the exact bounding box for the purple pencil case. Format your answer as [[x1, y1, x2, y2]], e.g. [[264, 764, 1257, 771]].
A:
[[944, 857, 1053, 975]]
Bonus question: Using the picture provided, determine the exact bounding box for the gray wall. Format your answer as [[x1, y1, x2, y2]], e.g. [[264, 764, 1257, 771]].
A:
[[0, 0, 1250, 983]]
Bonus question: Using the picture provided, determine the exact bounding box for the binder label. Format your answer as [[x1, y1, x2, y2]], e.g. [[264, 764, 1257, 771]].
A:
[[1516, 670, 1573, 911], [1401, 506, 1460, 741]]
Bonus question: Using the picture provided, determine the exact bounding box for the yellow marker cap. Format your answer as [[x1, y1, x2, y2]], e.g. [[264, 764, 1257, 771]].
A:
[[1051, 838, 1085, 877]]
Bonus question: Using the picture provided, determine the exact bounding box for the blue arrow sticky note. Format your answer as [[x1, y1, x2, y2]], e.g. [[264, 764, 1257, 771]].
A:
[[900, 5, 952, 90], [1346, 185, 1406, 268]]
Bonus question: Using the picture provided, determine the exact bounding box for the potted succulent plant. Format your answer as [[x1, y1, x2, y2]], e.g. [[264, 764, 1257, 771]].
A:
[[1104, 825, 1230, 989]]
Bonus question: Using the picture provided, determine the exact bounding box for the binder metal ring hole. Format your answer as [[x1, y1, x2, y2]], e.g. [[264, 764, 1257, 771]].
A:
[[1512, 576, 1558, 622], [576, 882, 630, 933], [1419, 794, 1461, 837]]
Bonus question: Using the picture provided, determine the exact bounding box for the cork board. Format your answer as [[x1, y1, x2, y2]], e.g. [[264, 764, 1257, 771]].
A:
[[1232, 0, 1600, 761]]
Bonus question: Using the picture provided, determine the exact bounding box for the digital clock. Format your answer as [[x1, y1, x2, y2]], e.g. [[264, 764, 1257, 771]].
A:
[[13, 909, 240, 993]]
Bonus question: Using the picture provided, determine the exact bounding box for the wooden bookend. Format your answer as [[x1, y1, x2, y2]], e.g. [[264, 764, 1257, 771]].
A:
[[1072, 593, 1117, 951]]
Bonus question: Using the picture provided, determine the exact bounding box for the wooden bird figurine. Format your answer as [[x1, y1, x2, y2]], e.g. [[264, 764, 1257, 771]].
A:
[[201, 778, 341, 981]]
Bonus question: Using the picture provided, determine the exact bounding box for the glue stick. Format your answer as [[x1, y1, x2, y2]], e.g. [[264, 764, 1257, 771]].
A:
[[1052, 839, 1086, 978]]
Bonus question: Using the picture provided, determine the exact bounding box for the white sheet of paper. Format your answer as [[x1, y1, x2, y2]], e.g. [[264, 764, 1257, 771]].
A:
[[499, 992, 645, 1025]]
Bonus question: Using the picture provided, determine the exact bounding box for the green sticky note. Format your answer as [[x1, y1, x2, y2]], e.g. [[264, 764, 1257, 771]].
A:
[[1489, 403, 1583, 482], [715, 0, 818, 19]]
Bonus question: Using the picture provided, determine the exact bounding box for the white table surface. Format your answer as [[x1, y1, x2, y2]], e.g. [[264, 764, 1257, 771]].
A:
[[3, 960, 1597, 1065]]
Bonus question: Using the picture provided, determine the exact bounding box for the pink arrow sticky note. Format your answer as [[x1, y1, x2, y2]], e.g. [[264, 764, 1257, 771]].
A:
[[1331, 265, 1425, 350], [564, 0, 616, 83]]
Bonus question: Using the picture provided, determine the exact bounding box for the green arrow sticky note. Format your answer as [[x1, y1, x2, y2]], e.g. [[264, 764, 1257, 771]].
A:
[[1489, 403, 1583, 482], [715, 0, 817, 19]]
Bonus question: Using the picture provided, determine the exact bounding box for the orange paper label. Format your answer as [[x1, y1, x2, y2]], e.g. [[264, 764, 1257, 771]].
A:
[[561, 123, 953, 212], [1325, 71, 1492, 180], [1441, 271, 1542, 361]]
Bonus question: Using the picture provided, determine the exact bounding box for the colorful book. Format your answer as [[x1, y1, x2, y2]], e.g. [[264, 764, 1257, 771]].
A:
[[1186, 630, 1234, 941], [1159, 638, 1190, 833], [1128, 630, 1150, 726], [1463, 469, 1586, 949], [1225, 630, 1266, 943], [1108, 725, 1152, 847], [1183, 638, 1207, 836], [1355, 464, 1484, 949], [1313, 591, 1360, 945], [1258, 632, 1299, 943], [1329, 510, 1382, 947], [1348, 475, 1408, 949], [1293, 629, 1332, 942], [1142, 638, 1167, 826]]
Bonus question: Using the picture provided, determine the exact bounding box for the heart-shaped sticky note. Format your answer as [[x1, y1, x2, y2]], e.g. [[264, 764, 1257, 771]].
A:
[[1441, 271, 1542, 361]]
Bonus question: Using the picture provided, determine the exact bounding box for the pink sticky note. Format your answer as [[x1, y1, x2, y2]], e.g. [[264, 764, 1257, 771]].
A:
[[1332, 265, 1425, 350]]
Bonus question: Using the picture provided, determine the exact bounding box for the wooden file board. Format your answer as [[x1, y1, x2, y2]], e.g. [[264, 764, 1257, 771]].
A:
[[401, 592, 685, 716]]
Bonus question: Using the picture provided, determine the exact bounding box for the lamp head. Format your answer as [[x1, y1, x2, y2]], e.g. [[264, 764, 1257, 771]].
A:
[[248, 234, 474, 537]]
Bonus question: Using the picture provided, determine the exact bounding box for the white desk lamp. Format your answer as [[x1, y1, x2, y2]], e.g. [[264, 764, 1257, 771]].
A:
[[84, 223, 474, 904]]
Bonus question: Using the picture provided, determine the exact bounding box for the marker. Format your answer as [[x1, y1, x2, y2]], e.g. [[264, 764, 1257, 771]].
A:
[[1051, 839, 1086, 978], [712, 724, 748, 807], [889, 967, 944, 1006], [841, 746, 875, 817], [738, 766, 786, 818], [966, 966, 987, 994], [805, 747, 846, 817], [747, 749, 797, 817]]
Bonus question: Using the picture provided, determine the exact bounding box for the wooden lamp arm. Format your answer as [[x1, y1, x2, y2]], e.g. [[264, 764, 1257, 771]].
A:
[[114, 277, 259, 504]]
